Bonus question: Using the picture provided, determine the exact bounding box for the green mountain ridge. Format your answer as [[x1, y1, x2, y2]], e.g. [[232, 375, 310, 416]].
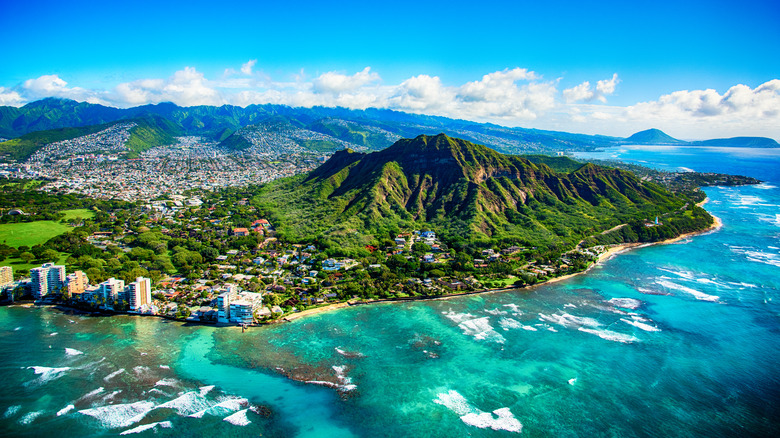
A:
[[626, 128, 684, 144], [254, 134, 705, 254]]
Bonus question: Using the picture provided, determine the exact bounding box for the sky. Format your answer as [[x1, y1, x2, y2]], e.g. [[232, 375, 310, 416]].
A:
[[1, 0, 779, 140]]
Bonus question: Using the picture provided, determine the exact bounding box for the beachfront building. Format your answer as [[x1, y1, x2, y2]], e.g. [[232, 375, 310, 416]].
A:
[[217, 283, 239, 323], [127, 276, 152, 311], [65, 270, 89, 299], [228, 291, 263, 325], [0, 266, 12, 286], [29, 263, 66, 298], [96, 277, 125, 307]]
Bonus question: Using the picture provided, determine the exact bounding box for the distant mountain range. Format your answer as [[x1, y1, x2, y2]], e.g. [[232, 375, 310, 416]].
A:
[[0, 98, 776, 161]]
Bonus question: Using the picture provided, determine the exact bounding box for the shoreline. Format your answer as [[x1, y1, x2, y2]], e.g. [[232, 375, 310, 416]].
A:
[[276, 207, 725, 321], [8, 206, 724, 327]]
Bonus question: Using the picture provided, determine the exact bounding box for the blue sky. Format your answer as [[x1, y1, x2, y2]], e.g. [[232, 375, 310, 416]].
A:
[[1, 0, 779, 139]]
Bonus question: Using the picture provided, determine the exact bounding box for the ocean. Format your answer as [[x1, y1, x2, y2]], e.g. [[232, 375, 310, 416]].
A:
[[1, 146, 779, 437]]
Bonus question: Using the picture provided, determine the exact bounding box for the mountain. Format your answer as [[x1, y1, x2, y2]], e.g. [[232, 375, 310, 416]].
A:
[[0, 114, 182, 161], [689, 137, 780, 148], [0, 99, 623, 156], [253, 134, 698, 253], [626, 128, 683, 144]]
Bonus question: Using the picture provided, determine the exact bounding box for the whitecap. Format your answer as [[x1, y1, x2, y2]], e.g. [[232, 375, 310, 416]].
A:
[[538, 312, 601, 328], [443, 311, 506, 344], [563, 303, 577, 308], [199, 385, 215, 396], [502, 303, 521, 314], [154, 378, 179, 387], [568, 377, 577, 385], [120, 421, 173, 435], [498, 317, 522, 330], [485, 308, 509, 316], [578, 327, 638, 343], [620, 318, 661, 332], [608, 298, 642, 309], [50, 332, 58, 336], [28, 366, 70, 383], [4, 405, 21, 418], [19, 410, 43, 425], [79, 401, 155, 429], [159, 364, 170, 369], [655, 279, 720, 302], [433, 390, 522, 433], [213, 396, 249, 411], [79, 387, 105, 400], [14, 327, 22, 331], [65, 348, 83, 356], [156, 391, 212, 416], [103, 368, 125, 382], [57, 404, 75, 416], [223, 409, 251, 426]]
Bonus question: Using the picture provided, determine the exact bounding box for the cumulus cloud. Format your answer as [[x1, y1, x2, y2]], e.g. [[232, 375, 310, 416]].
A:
[[19, 74, 107, 104], [241, 59, 257, 76], [626, 80, 780, 121], [114, 67, 224, 107], [312, 67, 380, 94], [563, 73, 619, 103], [0, 86, 24, 106]]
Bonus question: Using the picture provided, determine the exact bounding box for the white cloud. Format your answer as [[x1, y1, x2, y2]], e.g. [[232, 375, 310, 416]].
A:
[[563, 73, 619, 103], [312, 67, 380, 94], [3, 66, 778, 140], [0, 86, 24, 106], [241, 59, 257, 76], [20, 74, 108, 104], [113, 67, 224, 107]]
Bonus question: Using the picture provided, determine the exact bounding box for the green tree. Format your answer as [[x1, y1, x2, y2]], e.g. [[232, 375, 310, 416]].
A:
[[19, 252, 34, 263]]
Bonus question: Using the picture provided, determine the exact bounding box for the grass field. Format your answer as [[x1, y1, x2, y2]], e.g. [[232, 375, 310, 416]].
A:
[[61, 208, 95, 221], [0, 221, 72, 248]]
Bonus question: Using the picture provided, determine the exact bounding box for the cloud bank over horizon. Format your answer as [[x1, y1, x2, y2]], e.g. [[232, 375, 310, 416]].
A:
[[0, 63, 778, 140]]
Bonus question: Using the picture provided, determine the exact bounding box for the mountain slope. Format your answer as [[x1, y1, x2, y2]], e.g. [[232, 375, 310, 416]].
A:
[[626, 128, 683, 144], [253, 134, 695, 252]]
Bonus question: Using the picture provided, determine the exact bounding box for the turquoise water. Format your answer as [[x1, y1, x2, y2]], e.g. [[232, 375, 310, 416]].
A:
[[1, 146, 779, 437]]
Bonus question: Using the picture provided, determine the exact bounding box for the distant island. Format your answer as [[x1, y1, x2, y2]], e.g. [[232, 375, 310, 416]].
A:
[[624, 128, 779, 148]]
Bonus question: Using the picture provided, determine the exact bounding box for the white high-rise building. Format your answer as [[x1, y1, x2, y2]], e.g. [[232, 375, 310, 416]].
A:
[[29, 263, 66, 298], [0, 266, 13, 286], [127, 277, 152, 311], [97, 278, 125, 307], [217, 283, 239, 323]]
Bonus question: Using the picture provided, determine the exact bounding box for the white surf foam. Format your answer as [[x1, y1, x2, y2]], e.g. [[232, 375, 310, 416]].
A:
[[608, 298, 642, 309], [4, 405, 21, 418], [159, 365, 170, 369], [80, 387, 105, 400], [656, 279, 720, 302], [485, 308, 509, 316], [223, 409, 251, 426], [28, 366, 70, 383], [498, 317, 522, 330], [563, 303, 577, 308], [65, 348, 83, 356], [103, 368, 125, 382], [119, 421, 173, 435], [443, 311, 506, 344], [156, 391, 212, 416], [199, 385, 215, 396], [213, 396, 249, 411], [50, 332, 58, 336], [79, 401, 155, 429], [578, 327, 638, 343], [538, 312, 601, 328], [568, 377, 577, 385], [620, 317, 661, 332], [19, 410, 43, 425], [57, 404, 75, 416], [502, 303, 522, 315], [14, 327, 21, 331], [434, 390, 522, 433], [132, 366, 150, 375], [154, 378, 180, 387]]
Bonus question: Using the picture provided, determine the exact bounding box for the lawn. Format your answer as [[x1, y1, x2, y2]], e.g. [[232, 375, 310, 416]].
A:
[[0, 221, 72, 248], [61, 208, 95, 221]]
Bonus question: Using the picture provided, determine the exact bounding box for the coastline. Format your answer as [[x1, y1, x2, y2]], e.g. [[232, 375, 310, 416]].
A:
[[278, 206, 725, 321], [11, 205, 724, 327]]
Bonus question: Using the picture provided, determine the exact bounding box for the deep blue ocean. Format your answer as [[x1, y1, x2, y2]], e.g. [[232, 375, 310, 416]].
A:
[[1, 146, 778, 437]]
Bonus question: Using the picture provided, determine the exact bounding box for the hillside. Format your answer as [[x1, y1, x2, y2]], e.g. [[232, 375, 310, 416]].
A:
[[690, 137, 780, 148], [626, 128, 683, 144], [253, 134, 706, 254], [0, 115, 182, 161]]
